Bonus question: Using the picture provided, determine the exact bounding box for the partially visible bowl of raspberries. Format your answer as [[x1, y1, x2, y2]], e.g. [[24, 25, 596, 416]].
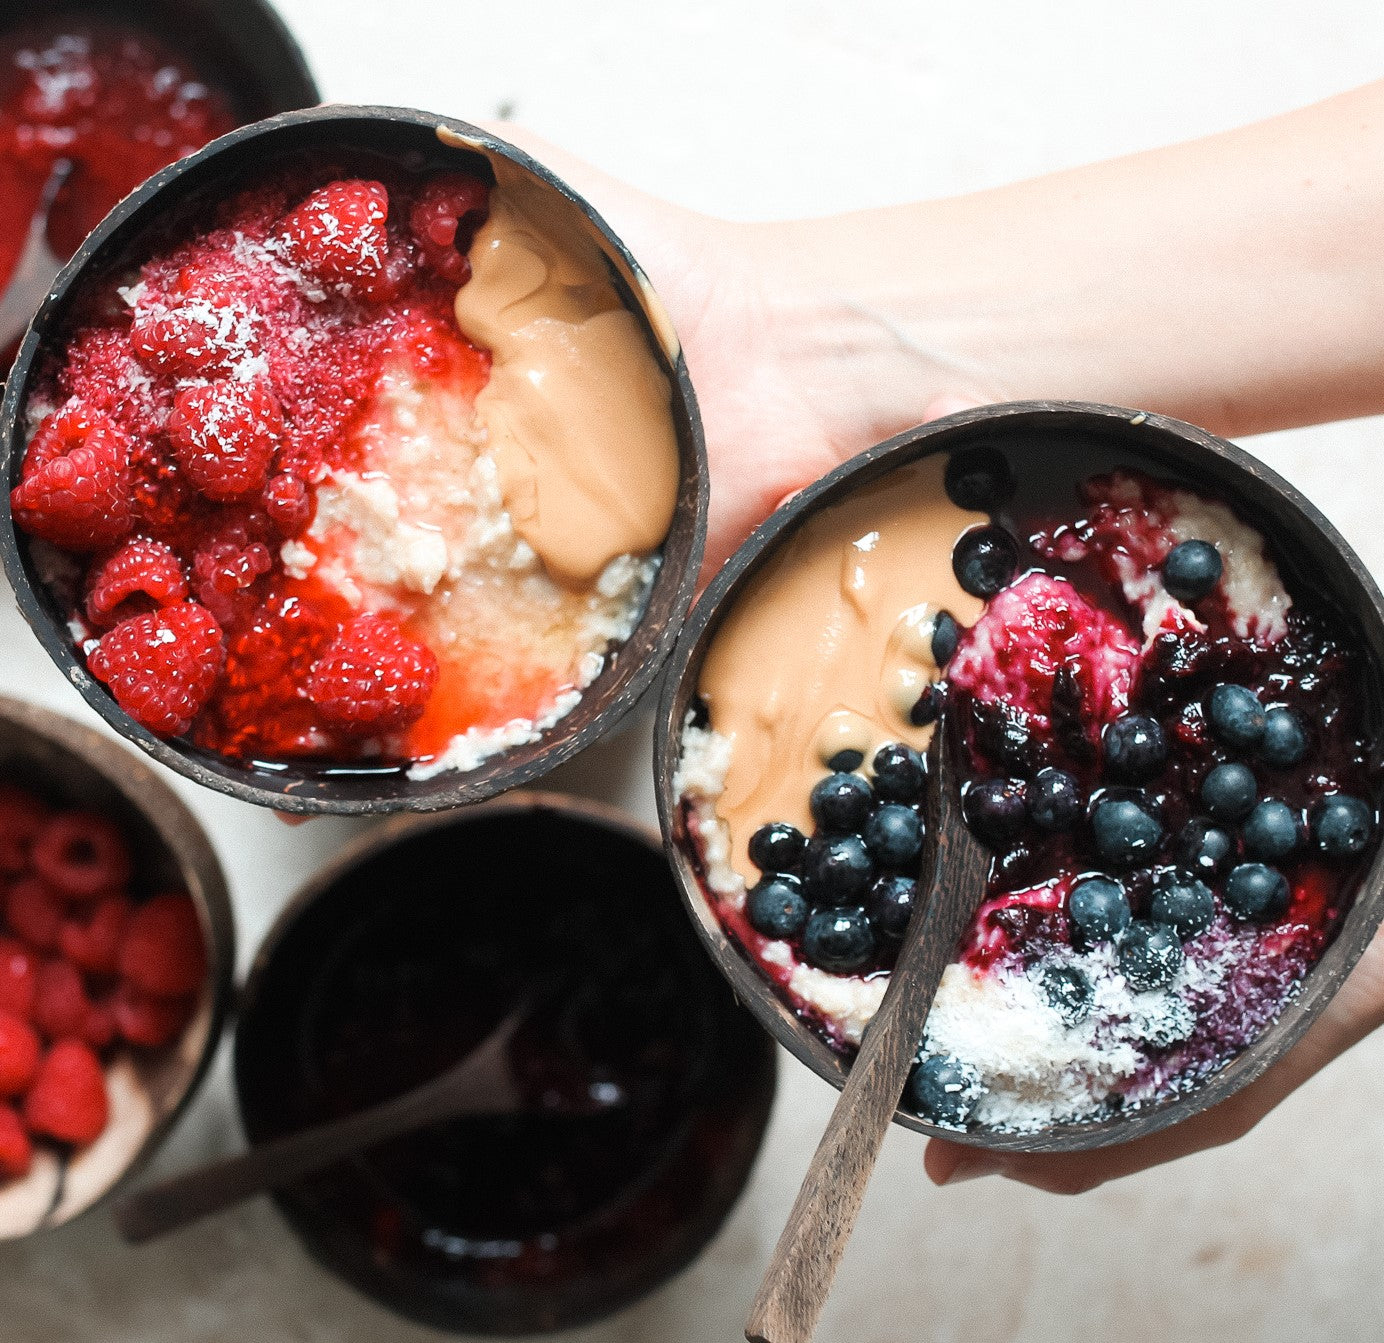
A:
[[0, 694, 232, 1237]]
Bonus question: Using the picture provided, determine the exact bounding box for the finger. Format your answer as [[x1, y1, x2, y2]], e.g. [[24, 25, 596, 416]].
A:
[[273, 811, 311, 828], [920, 393, 985, 422]]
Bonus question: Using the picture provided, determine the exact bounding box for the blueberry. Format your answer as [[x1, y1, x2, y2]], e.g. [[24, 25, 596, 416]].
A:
[[809, 772, 872, 833], [1207, 684, 1266, 751], [800, 906, 875, 973], [1310, 794, 1375, 860], [827, 748, 864, 773], [930, 611, 959, 667], [1200, 762, 1257, 822], [1039, 964, 1093, 1025], [1102, 714, 1168, 783], [866, 873, 918, 941], [1174, 817, 1237, 880], [1118, 921, 1183, 991], [905, 1054, 983, 1126], [748, 822, 807, 874], [1028, 767, 1082, 832], [1242, 799, 1303, 862], [952, 525, 1020, 599], [1162, 539, 1223, 603], [944, 445, 1015, 512], [863, 804, 924, 868], [802, 834, 875, 905], [1150, 873, 1215, 939], [1091, 797, 1163, 867], [871, 742, 926, 803], [909, 684, 945, 727], [1068, 876, 1131, 942], [746, 876, 809, 940], [963, 778, 1027, 847], [1260, 707, 1307, 769], [971, 701, 1039, 773], [1223, 862, 1291, 922]]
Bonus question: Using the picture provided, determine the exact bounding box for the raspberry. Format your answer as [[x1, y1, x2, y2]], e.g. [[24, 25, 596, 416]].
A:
[[117, 892, 206, 998], [0, 940, 38, 1019], [168, 378, 284, 501], [0, 784, 49, 875], [0, 1105, 32, 1179], [113, 982, 194, 1048], [33, 960, 91, 1040], [60, 895, 131, 976], [279, 180, 390, 288], [190, 525, 274, 628], [30, 811, 132, 902], [84, 537, 188, 628], [306, 613, 439, 732], [409, 174, 489, 285], [263, 472, 312, 537], [11, 405, 134, 552], [87, 602, 226, 737], [0, 1011, 40, 1095], [83, 998, 116, 1050], [130, 294, 260, 377], [356, 236, 421, 304], [6, 878, 63, 951], [24, 1039, 109, 1146]]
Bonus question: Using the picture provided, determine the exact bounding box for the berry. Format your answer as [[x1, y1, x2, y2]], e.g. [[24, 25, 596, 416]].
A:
[[1150, 875, 1215, 939], [802, 835, 875, 906], [1028, 767, 1081, 832], [866, 873, 918, 941], [863, 804, 924, 869], [130, 295, 258, 376], [168, 379, 283, 501], [11, 405, 134, 552], [746, 876, 810, 940], [279, 179, 391, 287], [5, 878, 63, 951], [0, 940, 38, 1019], [906, 1054, 982, 1126], [1242, 799, 1303, 862], [409, 173, 489, 285], [24, 1039, 109, 1146], [1200, 762, 1257, 823], [1260, 707, 1307, 769], [952, 525, 1020, 598], [1068, 876, 1131, 942], [118, 892, 206, 998], [1207, 684, 1266, 751], [0, 1106, 32, 1179], [1118, 921, 1183, 991], [84, 537, 187, 628], [189, 525, 273, 627], [82, 999, 117, 1051], [1174, 817, 1237, 881], [306, 614, 439, 733], [800, 906, 875, 973], [944, 445, 1015, 511], [33, 959, 91, 1040], [909, 684, 945, 727], [964, 778, 1027, 847], [1223, 863, 1291, 922], [1102, 714, 1167, 783], [871, 742, 926, 803], [0, 785, 48, 874], [1091, 796, 1163, 867], [827, 749, 864, 773], [1310, 794, 1374, 860], [113, 982, 194, 1048], [748, 822, 807, 875], [1162, 540, 1222, 603], [0, 1011, 40, 1095], [60, 895, 132, 977], [30, 811, 132, 902], [809, 772, 873, 834], [87, 601, 226, 737], [263, 472, 312, 537], [1040, 964, 1093, 1025], [930, 612, 959, 667]]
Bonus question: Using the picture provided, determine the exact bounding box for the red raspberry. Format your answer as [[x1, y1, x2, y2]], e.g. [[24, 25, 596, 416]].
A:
[[279, 180, 391, 288], [24, 1039, 109, 1146], [83, 997, 116, 1050], [306, 614, 439, 732], [0, 1011, 40, 1095], [129, 294, 260, 377], [0, 1105, 32, 1179], [60, 895, 132, 977], [87, 602, 226, 737], [30, 811, 132, 903], [0, 940, 38, 1019], [33, 960, 91, 1040], [0, 784, 49, 875], [190, 524, 274, 628], [6, 878, 63, 951], [356, 236, 421, 304], [168, 379, 284, 501], [10, 405, 134, 552], [263, 472, 312, 537], [409, 174, 489, 285], [84, 537, 188, 629], [118, 892, 206, 998], [113, 982, 194, 1048]]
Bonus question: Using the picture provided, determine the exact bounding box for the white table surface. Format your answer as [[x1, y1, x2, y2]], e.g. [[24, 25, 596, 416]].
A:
[[6, 1, 1384, 1338]]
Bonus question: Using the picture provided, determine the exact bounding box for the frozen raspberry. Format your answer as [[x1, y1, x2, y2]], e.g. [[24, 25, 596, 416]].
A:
[[60, 895, 132, 977], [409, 174, 489, 285], [306, 614, 439, 732], [0, 940, 38, 1019], [0, 1011, 40, 1096], [87, 602, 226, 737], [279, 180, 391, 288], [113, 982, 194, 1048], [168, 379, 284, 501], [30, 812, 132, 903], [190, 525, 274, 628], [356, 236, 421, 304], [263, 472, 312, 537], [0, 1105, 32, 1179], [11, 405, 134, 552], [84, 537, 188, 628], [5, 879, 63, 951], [24, 1039, 109, 1146], [33, 960, 92, 1041], [0, 785, 49, 875], [118, 892, 205, 998], [129, 294, 260, 377]]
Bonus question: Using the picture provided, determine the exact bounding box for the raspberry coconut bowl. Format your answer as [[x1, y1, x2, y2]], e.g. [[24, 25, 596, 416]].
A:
[[0, 106, 704, 813], [655, 401, 1384, 1154]]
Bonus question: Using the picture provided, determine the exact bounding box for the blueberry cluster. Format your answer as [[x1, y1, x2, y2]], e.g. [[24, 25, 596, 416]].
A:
[[744, 743, 930, 975]]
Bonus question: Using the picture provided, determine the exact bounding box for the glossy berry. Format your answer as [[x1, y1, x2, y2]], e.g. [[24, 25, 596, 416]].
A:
[[0, 941, 38, 1020], [930, 612, 959, 667], [1223, 863, 1291, 923], [748, 822, 807, 874], [1260, 706, 1307, 769], [906, 1054, 982, 1126], [84, 537, 187, 629], [952, 525, 1020, 598], [409, 173, 490, 284], [24, 1039, 109, 1146], [168, 378, 283, 500], [863, 804, 924, 868], [871, 742, 926, 802], [118, 892, 206, 998], [910, 684, 945, 727], [1028, 767, 1081, 832], [1150, 874, 1215, 939], [0, 1012, 40, 1096], [279, 179, 391, 286], [0, 1106, 32, 1179], [264, 472, 312, 537], [306, 614, 439, 732], [1068, 876, 1132, 942], [1162, 540, 1223, 603], [1102, 714, 1168, 783], [1175, 817, 1237, 880], [866, 874, 918, 941], [944, 445, 1015, 511], [1040, 964, 1093, 1025], [809, 772, 873, 833], [1200, 762, 1257, 822], [1119, 921, 1183, 992], [827, 749, 864, 773], [802, 835, 875, 906], [1207, 684, 1266, 751], [964, 778, 1027, 847], [30, 811, 131, 902], [800, 906, 875, 973], [1091, 796, 1163, 867], [746, 876, 810, 940], [1242, 799, 1303, 862], [1310, 794, 1374, 860]]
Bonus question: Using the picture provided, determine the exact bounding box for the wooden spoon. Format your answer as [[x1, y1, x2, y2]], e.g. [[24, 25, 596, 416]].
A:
[[0, 158, 72, 350], [744, 712, 992, 1343]]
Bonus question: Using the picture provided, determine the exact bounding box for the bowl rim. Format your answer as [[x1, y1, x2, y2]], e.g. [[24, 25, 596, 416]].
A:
[[0, 103, 708, 815], [653, 398, 1384, 1153]]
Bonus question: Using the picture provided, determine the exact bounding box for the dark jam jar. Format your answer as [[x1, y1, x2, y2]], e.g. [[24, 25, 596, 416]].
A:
[[234, 797, 775, 1334]]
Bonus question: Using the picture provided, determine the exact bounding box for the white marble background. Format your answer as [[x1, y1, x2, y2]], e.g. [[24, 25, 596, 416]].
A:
[[4, 0, 1384, 1337]]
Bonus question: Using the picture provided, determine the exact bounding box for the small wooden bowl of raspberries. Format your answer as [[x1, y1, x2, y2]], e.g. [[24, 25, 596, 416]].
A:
[[0, 695, 232, 1237]]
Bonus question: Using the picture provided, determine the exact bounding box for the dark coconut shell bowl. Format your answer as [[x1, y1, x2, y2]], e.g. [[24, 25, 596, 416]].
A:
[[0, 695, 233, 1237], [0, 105, 706, 814], [654, 400, 1384, 1154], [233, 792, 775, 1335]]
